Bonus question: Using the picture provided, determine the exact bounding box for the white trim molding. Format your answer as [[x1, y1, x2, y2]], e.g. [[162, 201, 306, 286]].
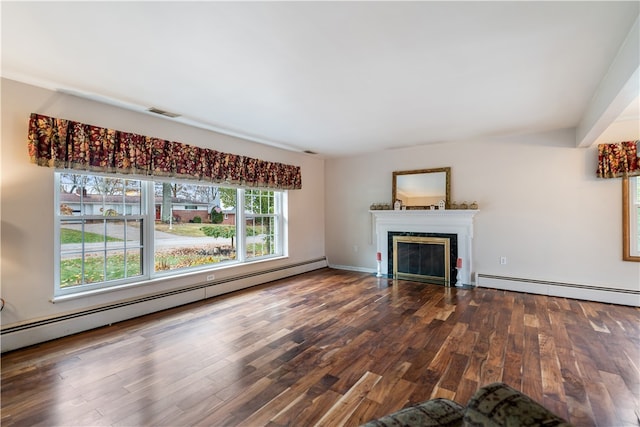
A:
[[477, 274, 640, 307], [1, 258, 328, 353], [370, 209, 478, 285], [329, 264, 376, 274]]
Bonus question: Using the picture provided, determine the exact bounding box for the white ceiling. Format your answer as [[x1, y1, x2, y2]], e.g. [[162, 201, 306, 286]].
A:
[[2, 1, 639, 157], [598, 95, 640, 144]]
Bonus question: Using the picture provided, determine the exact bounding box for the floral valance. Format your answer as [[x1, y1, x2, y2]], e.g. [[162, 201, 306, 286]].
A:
[[597, 141, 640, 179], [27, 113, 302, 190]]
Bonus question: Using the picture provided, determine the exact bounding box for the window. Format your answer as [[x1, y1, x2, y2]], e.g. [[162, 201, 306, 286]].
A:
[[244, 189, 282, 260], [55, 172, 286, 296], [57, 174, 144, 290], [623, 176, 640, 261]]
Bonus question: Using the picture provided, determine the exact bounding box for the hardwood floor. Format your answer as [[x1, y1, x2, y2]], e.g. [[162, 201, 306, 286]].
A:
[[2, 268, 639, 426]]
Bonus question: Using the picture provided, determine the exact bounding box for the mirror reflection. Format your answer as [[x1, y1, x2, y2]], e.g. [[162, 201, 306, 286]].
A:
[[392, 167, 451, 209]]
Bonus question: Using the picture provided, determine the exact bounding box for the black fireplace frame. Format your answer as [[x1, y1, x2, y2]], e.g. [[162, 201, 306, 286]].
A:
[[387, 231, 458, 285]]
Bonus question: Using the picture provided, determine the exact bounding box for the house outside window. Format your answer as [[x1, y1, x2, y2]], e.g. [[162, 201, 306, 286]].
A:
[[55, 172, 286, 296], [57, 174, 145, 289]]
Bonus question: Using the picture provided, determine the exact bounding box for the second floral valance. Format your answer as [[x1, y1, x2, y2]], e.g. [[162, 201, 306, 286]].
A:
[[597, 141, 640, 179], [27, 113, 302, 190]]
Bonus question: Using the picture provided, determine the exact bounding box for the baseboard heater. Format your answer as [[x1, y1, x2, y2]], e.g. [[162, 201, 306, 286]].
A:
[[476, 273, 640, 307], [1, 257, 327, 336]]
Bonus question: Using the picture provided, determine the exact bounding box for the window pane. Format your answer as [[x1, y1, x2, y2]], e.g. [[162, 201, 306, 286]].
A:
[[124, 180, 142, 215], [105, 248, 143, 281], [101, 219, 140, 281], [247, 216, 276, 258], [106, 251, 126, 281], [59, 173, 85, 216], [105, 219, 128, 251], [126, 249, 143, 278], [56, 172, 285, 295], [60, 252, 83, 288], [83, 251, 106, 284], [154, 182, 236, 272], [60, 217, 83, 288], [105, 220, 124, 245], [57, 173, 147, 293], [245, 189, 274, 214], [124, 219, 143, 247], [245, 189, 279, 260]]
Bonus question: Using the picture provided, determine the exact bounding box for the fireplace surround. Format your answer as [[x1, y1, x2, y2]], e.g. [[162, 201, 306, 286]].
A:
[[370, 209, 478, 285], [390, 232, 457, 284]]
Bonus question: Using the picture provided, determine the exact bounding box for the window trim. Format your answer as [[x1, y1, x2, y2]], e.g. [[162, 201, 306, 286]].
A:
[[243, 189, 283, 261], [54, 172, 287, 297], [55, 173, 151, 296], [622, 176, 640, 261]]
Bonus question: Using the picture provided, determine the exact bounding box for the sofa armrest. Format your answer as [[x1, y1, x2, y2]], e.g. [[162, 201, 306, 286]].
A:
[[362, 398, 465, 427], [463, 383, 573, 427]]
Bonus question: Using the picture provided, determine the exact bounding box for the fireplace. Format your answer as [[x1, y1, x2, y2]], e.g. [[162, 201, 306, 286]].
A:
[[389, 232, 457, 284], [370, 209, 477, 286]]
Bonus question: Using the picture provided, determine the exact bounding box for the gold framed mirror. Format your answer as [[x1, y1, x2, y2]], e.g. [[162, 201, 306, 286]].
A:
[[392, 167, 451, 209]]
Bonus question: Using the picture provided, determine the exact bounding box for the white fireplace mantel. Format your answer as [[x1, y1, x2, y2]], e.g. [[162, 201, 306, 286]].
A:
[[370, 209, 478, 285]]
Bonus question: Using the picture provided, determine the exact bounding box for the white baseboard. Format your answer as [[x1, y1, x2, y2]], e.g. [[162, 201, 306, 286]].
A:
[[328, 264, 376, 274], [1, 258, 328, 353], [477, 274, 640, 307]]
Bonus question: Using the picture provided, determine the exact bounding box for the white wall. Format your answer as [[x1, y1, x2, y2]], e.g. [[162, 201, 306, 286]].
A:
[[0, 78, 326, 350], [325, 129, 640, 302], [3, 76, 639, 352]]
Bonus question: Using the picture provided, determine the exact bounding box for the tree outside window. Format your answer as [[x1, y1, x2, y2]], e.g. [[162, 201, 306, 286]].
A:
[[56, 172, 285, 296]]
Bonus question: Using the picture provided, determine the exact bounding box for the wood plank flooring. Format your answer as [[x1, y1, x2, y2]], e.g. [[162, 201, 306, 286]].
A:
[[2, 268, 639, 426]]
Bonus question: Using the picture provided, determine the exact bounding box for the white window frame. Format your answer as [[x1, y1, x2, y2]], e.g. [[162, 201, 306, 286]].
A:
[[241, 189, 284, 261], [55, 173, 149, 296], [54, 172, 286, 297], [623, 176, 640, 261]]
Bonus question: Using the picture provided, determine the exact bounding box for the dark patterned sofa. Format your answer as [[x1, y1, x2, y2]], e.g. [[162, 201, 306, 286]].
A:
[[361, 382, 573, 427]]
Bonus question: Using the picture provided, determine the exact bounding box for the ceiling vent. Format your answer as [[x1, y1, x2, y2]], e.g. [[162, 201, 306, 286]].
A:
[[147, 107, 181, 118]]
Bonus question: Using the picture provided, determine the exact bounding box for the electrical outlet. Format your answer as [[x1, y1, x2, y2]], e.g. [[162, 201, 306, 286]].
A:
[[353, 245, 359, 253], [207, 274, 215, 281], [500, 256, 507, 265]]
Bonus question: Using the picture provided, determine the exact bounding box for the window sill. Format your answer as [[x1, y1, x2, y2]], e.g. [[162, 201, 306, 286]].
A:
[[51, 255, 287, 303]]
